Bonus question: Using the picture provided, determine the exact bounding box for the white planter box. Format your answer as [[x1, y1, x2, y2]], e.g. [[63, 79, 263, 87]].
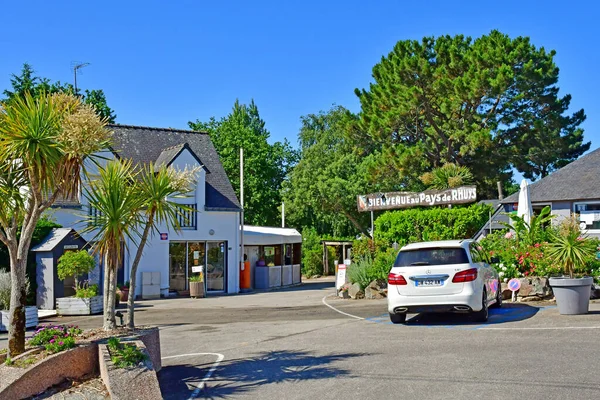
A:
[[56, 296, 102, 316], [0, 306, 38, 332]]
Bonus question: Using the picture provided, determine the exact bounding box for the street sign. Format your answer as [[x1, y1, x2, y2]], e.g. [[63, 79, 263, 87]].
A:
[[507, 278, 521, 292], [160, 233, 168, 240], [336, 264, 347, 290], [357, 186, 477, 212]]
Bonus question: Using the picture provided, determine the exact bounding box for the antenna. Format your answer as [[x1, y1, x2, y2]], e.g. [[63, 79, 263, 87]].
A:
[[72, 62, 90, 95]]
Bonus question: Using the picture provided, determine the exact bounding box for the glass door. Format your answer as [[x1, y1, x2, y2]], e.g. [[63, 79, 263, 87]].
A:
[[206, 241, 226, 291], [187, 242, 206, 283], [169, 242, 187, 292]]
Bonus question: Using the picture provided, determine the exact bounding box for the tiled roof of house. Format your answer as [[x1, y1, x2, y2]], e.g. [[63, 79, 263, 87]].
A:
[[503, 148, 600, 204], [107, 124, 241, 211], [155, 143, 187, 168]]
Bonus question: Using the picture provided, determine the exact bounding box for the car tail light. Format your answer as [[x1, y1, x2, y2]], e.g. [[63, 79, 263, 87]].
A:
[[388, 273, 407, 285], [452, 268, 478, 283]]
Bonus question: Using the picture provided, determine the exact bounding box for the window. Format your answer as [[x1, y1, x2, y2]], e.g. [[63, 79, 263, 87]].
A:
[[176, 204, 197, 229], [88, 205, 103, 226], [394, 247, 469, 267], [575, 202, 600, 230]]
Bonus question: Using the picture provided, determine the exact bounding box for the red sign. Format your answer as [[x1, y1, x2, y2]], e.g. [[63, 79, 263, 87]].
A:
[[507, 278, 521, 292], [160, 233, 168, 241]]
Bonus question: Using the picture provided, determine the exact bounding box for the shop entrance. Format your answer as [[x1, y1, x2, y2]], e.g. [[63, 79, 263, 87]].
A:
[[169, 241, 226, 293]]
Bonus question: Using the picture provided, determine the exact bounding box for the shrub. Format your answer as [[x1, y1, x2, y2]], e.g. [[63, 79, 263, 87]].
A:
[[0, 270, 30, 310], [347, 255, 373, 290], [371, 248, 398, 281], [301, 227, 323, 277], [107, 337, 148, 368], [29, 324, 82, 347], [374, 203, 492, 247], [75, 283, 98, 298], [45, 335, 76, 353]]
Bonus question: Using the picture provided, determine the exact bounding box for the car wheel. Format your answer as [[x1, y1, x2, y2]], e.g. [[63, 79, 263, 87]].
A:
[[490, 280, 502, 309], [472, 288, 488, 323], [389, 312, 407, 324]]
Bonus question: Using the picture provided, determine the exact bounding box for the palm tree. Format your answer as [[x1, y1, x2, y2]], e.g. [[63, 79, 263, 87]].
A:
[[84, 159, 144, 330], [0, 92, 109, 356], [126, 163, 196, 329], [420, 163, 474, 190]]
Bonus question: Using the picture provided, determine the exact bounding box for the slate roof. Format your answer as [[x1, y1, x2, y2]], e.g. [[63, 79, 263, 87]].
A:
[[155, 143, 186, 168], [32, 228, 79, 252], [107, 124, 241, 211], [503, 148, 600, 204]]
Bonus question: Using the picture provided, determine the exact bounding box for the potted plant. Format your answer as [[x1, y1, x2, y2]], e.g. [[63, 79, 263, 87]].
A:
[[118, 281, 130, 302], [546, 217, 597, 315], [55, 250, 102, 315], [189, 273, 205, 298]]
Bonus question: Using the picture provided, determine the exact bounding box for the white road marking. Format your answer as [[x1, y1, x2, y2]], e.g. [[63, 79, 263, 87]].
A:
[[480, 326, 600, 331], [161, 352, 225, 399], [321, 294, 364, 320]]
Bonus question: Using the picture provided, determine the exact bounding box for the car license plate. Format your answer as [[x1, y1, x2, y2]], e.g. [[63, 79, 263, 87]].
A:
[[416, 279, 442, 287]]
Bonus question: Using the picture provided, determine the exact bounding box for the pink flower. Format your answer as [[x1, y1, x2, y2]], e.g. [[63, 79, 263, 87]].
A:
[[50, 339, 55, 344], [59, 341, 64, 346], [505, 232, 514, 239], [534, 243, 541, 248], [577, 237, 584, 241]]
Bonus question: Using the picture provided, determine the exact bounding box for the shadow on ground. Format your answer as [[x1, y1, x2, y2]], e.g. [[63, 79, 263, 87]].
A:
[[159, 349, 367, 399], [371, 303, 545, 327]]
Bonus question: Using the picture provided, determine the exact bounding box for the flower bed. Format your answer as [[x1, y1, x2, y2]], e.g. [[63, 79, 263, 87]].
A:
[[99, 339, 162, 400], [0, 325, 161, 399]]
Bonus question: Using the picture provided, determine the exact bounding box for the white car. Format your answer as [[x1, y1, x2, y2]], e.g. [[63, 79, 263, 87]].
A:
[[387, 240, 501, 324]]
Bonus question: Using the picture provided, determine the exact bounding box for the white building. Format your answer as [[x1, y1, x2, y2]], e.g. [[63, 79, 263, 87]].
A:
[[46, 124, 242, 298]]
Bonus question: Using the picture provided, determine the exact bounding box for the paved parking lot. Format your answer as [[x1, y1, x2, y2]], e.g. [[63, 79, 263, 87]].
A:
[[3, 279, 600, 399]]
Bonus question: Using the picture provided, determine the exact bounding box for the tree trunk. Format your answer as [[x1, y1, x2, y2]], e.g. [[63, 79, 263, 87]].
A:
[[126, 215, 154, 330], [8, 257, 27, 357], [103, 253, 117, 331], [102, 253, 110, 315]]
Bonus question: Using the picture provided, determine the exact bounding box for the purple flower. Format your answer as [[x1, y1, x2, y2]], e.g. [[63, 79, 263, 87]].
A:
[[50, 339, 55, 344], [59, 341, 64, 346]]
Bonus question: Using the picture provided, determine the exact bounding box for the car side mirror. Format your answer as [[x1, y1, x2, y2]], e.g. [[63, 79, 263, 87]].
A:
[[490, 256, 500, 264]]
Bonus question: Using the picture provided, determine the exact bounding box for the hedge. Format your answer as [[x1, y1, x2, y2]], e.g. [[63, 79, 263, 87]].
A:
[[374, 203, 492, 247]]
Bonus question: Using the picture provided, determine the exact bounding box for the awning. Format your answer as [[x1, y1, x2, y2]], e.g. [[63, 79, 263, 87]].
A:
[[243, 226, 302, 246]]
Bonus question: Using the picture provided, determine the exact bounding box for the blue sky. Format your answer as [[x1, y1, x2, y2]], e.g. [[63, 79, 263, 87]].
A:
[[1, 0, 598, 154]]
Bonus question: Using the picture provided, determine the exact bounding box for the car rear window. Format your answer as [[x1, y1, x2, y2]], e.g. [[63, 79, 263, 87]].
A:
[[394, 247, 469, 267]]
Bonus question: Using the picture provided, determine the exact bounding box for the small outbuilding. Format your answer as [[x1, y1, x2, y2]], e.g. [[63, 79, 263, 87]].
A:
[[32, 228, 89, 310], [243, 226, 302, 289]]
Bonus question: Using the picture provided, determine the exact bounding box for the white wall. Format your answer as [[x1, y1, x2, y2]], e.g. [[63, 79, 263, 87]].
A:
[[125, 210, 240, 296], [49, 147, 241, 297]]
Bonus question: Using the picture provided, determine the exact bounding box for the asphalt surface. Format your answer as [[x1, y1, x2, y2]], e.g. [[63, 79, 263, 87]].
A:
[[3, 278, 600, 400]]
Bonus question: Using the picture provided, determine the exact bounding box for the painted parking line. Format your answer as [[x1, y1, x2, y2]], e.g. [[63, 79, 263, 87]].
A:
[[321, 295, 365, 320], [161, 352, 225, 399]]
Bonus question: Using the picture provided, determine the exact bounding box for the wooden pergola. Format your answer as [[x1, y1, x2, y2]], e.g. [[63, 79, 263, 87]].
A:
[[322, 241, 353, 275]]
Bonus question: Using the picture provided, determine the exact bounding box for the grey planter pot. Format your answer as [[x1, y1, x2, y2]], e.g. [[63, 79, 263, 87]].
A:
[[549, 276, 593, 315]]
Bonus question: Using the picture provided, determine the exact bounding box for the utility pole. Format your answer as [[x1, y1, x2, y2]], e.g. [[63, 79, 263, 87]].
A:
[[239, 148, 244, 293], [73, 62, 90, 95]]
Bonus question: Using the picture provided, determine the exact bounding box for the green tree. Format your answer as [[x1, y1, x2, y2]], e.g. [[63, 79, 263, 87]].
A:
[[3, 63, 116, 123], [354, 30, 588, 196], [283, 106, 369, 237], [420, 163, 474, 190], [126, 164, 196, 329], [83, 159, 144, 330], [57, 250, 96, 290], [0, 92, 110, 356], [189, 100, 297, 226]]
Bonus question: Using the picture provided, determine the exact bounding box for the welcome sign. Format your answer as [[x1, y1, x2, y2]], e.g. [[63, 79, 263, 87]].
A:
[[357, 186, 477, 212]]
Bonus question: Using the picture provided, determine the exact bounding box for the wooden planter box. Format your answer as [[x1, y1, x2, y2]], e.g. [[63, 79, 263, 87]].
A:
[[189, 281, 205, 298], [56, 296, 102, 316], [0, 307, 38, 332]]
